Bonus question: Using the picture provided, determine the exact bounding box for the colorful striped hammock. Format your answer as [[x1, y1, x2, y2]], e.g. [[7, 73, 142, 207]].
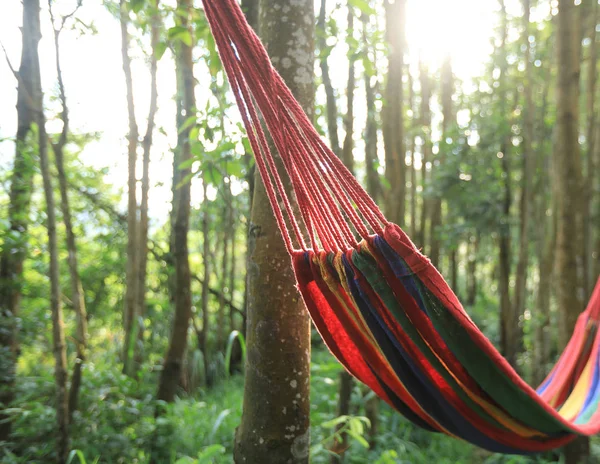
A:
[[201, 0, 600, 453]]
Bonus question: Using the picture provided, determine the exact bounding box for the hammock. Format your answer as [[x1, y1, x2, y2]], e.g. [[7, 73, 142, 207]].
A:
[[200, 0, 600, 453]]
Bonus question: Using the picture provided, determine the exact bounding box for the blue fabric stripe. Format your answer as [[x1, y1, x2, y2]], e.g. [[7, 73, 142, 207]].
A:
[[341, 254, 527, 454]]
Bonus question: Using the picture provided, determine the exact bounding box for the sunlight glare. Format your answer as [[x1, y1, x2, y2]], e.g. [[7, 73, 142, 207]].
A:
[[405, 0, 497, 81]]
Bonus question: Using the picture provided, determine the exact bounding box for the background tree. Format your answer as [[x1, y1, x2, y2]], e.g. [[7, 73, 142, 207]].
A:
[[555, 0, 588, 461], [0, 0, 38, 441], [156, 0, 195, 404]]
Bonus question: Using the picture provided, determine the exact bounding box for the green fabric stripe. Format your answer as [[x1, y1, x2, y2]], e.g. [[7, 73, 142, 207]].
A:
[[386, 255, 570, 435], [350, 249, 509, 432]]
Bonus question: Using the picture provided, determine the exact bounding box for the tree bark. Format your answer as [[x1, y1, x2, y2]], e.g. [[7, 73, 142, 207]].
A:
[[513, 0, 535, 353], [34, 5, 69, 456], [135, 0, 160, 372], [156, 0, 195, 403], [382, 0, 406, 225], [233, 0, 314, 462], [120, 0, 140, 376], [556, 0, 589, 461], [0, 0, 38, 441], [48, 0, 88, 419], [318, 0, 342, 159]]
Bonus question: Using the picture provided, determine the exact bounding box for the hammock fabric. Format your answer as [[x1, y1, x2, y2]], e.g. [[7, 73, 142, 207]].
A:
[[200, 0, 600, 454]]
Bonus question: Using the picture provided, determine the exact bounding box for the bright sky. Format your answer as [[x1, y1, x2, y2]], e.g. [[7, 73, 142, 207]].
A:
[[0, 0, 514, 223]]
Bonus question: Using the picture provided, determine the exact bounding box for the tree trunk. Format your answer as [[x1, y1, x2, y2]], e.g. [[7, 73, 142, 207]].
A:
[[556, 0, 589, 461], [364, 392, 379, 449], [362, 13, 381, 203], [584, 0, 598, 297], [497, 0, 518, 368], [0, 0, 38, 441], [330, 371, 353, 463], [241, 0, 258, 343], [409, 71, 417, 239], [200, 182, 212, 386], [466, 234, 479, 306], [534, 204, 556, 386], [341, 4, 355, 174], [382, 0, 406, 225], [233, 0, 314, 462], [217, 188, 231, 350], [35, 10, 69, 457], [533, 46, 555, 387], [418, 62, 431, 252], [120, 0, 140, 376], [48, 1, 88, 419], [135, 2, 160, 372], [513, 0, 535, 354], [318, 0, 341, 159], [156, 0, 195, 403], [431, 57, 453, 270]]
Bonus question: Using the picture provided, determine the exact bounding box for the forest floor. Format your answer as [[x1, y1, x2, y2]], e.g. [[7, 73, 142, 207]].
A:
[[6, 346, 598, 464]]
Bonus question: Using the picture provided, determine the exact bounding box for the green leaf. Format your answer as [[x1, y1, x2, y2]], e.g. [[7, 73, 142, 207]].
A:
[[155, 41, 168, 60], [321, 415, 349, 429], [168, 26, 192, 46], [197, 445, 226, 460], [348, 0, 376, 14], [178, 115, 197, 134], [130, 0, 145, 14], [178, 158, 195, 170]]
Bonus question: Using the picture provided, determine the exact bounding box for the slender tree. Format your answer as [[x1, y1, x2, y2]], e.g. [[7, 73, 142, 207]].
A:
[[0, 0, 38, 441], [513, 0, 535, 347], [417, 61, 432, 252], [440, 57, 455, 288], [135, 0, 161, 371], [342, 4, 356, 173], [362, 11, 382, 202], [382, 0, 406, 225], [199, 181, 211, 385], [48, 0, 88, 418], [233, 0, 314, 461], [584, 0, 598, 295], [318, 0, 342, 159], [33, 1, 69, 455], [533, 47, 555, 386], [156, 0, 195, 403], [120, 0, 140, 375], [497, 0, 518, 368], [555, 0, 589, 461], [409, 70, 418, 239]]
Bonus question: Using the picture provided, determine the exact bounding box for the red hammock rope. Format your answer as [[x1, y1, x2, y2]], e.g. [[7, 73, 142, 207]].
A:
[[202, 0, 388, 255], [200, 0, 600, 454]]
